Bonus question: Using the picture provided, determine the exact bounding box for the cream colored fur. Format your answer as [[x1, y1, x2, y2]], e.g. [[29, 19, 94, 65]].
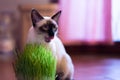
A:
[[27, 15, 74, 80]]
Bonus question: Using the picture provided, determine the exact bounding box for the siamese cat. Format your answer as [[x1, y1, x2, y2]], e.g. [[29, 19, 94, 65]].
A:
[[27, 9, 74, 80]]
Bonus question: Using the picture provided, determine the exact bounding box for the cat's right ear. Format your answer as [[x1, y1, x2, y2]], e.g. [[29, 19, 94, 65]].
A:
[[31, 9, 44, 27]]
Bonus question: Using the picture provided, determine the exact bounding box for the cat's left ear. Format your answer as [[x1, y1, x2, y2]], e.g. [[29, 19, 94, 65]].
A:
[[51, 10, 62, 23], [31, 9, 44, 27]]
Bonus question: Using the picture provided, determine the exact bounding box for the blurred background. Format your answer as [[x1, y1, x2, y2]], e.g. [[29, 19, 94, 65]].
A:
[[0, 0, 120, 80], [0, 0, 120, 51]]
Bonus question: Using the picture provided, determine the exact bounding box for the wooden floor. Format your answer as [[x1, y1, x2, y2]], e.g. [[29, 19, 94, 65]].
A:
[[71, 54, 120, 80]]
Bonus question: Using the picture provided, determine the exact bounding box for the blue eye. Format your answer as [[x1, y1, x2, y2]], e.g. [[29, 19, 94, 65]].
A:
[[43, 25, 49, 30], [53, 27, 57, 31]]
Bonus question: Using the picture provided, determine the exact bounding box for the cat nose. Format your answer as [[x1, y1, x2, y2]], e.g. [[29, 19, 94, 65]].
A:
[[48, 31, 54, 37], [49, 34, 54, 37]]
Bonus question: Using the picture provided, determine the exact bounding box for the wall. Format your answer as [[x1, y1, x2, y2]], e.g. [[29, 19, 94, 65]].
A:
[[0, 0, 49, 12]]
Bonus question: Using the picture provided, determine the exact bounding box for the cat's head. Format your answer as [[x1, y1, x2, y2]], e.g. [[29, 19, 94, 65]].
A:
[[31, 9, 61, 43]]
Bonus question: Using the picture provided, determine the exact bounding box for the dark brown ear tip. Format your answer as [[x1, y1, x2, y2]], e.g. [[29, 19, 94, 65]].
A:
[[31, 8, 37, 13], [58, 10, 62, 14]]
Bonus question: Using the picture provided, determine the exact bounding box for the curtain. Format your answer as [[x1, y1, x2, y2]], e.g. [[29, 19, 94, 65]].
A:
[[59, 0, 112, 45]]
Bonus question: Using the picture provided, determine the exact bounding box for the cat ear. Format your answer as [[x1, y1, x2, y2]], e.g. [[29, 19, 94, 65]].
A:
[[51, 10, 61, 23], [31, 9, 44, 27]]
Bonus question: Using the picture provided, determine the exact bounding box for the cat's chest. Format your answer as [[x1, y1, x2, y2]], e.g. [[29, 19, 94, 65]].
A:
[[41, 41, 57, 59]]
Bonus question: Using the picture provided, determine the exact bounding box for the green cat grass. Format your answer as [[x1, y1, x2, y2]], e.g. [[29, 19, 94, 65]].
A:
[[15, 44, 56, 80]]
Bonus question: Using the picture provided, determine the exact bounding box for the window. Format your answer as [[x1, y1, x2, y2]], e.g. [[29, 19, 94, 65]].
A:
[[112, 0, 120, 41]]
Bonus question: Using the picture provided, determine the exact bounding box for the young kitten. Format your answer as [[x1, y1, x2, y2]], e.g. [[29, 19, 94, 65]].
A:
[[27, 9, 74, 80]]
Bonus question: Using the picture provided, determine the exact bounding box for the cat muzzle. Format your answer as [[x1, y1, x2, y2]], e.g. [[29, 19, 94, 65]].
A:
[[45, 36, 54, 43]]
